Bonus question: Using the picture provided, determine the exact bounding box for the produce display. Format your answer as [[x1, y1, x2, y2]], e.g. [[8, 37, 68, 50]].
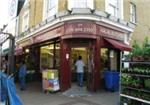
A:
[[120, 61, 150, 105], [42, 70, 60, 92], [122, 67, 150, 75]]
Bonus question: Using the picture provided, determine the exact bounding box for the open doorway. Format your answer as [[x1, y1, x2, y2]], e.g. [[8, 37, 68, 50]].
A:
[[71, 47, 88, 86], [62, 44, 95, 96]]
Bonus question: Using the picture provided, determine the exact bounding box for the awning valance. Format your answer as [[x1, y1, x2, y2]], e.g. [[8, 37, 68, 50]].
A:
[[104, 38, 132, 51], [14, 47, 23, 55]]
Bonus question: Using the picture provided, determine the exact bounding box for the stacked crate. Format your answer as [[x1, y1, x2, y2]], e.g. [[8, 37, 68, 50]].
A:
[[42, 70, 60, 92]]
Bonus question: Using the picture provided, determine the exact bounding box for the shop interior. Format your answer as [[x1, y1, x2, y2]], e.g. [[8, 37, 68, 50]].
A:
[[71, 47, 88, 85], [14, 42, 60, 83], [70, 47, 120, 89], [101, 48, 120, 72], [40, 43, 60, 71]]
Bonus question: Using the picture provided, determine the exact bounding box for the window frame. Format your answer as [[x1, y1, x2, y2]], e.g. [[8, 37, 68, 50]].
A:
[[43, 0, 58, 20], [105, 0, 123, 19], [130, 2, 136, 23], [68, 0, 94, 10], [22, 11, 29, 32], [109, 3, 118, 17], [47, 0, 57, 13], [40, 42, 60, 70], [24, 0, 29, 5]]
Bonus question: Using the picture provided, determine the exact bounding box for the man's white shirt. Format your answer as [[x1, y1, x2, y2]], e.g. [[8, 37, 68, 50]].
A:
[[75, 60, 85, 73]]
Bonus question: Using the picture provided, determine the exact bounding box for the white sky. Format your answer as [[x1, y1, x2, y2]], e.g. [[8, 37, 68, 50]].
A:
[[0, 0, 9, 29]]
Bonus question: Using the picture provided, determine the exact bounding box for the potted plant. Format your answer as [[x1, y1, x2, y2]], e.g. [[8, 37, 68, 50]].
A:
[[142, 37, 150, 61], [131, 40, 143, 61], [133, 67, 141, 74]]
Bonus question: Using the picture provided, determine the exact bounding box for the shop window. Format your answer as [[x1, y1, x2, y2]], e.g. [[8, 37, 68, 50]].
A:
[[130, 2, 136, 23], [68, 0, 94, 10], [43, 0, 58, 20], [101, 48, 119, 71], [110, 50, 117, 71], [22, 11, 29, 32], [40, 44, 54, 70], [101, 48, 109, 71], [40, 42, 60, 70], [55, 43, 60, 69], [105, 0, 123, 19]]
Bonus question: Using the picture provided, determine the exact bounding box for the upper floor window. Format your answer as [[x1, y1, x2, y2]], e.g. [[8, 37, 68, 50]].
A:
[[24, 0, 29, 5], [22, 11, 29, 32], [47, 0, 57, 14], [105, 0, 123, 19], [130, 3, 136, 23], [68, 0, 94, 10], [43, 0, 58, 20]]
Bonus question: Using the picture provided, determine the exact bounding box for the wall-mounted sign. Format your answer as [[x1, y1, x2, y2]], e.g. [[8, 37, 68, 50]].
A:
[[64, 22, 124, 41], [18, 39, 31, 47], [8, 0, 18, 20], [34, 27, 63, 43], [65, 22, 96, 35], [98, 26, 124, 41]]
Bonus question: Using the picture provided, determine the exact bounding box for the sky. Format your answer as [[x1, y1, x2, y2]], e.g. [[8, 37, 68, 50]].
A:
[[0, 0, 9, 29]]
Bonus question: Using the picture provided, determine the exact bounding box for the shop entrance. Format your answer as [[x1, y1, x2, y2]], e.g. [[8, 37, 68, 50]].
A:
[[70, 45, 94, 90], [71, 47, 87, 85], [60, 39, 101, 92]]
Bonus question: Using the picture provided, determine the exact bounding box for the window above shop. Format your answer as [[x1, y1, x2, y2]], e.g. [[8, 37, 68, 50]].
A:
[[124, 34, 130, 45], [24, 0, 29, 5], [43, 0, 58, 20], [68, 0, 94, 10], [105, 0, 123, 19], [22, 11, 29, 32], [130, 2, 136, 23]]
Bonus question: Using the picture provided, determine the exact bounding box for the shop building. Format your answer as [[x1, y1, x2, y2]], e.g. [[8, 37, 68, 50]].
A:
[[15, 0, 135, 92]]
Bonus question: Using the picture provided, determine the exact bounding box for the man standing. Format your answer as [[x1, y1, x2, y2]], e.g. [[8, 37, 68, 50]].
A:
[[19, 61, 27, 90], [75, 56, 85, 87]]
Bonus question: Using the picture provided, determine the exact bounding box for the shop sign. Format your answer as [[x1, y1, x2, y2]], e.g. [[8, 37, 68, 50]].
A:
[[98, 26, 124, 40], [18, 39, 31, 47], [34, 27, 62, 43], [65, 22, 96, 35]]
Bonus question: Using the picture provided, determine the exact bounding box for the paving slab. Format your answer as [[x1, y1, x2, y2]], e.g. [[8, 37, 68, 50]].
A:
[[14, 82, 119, 105]]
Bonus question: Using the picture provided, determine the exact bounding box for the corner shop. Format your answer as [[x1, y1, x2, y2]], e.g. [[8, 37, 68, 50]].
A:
[[15, 20, 132, 92]]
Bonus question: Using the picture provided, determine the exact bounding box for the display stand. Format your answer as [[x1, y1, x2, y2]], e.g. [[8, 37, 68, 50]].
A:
[[120, 60, 150, 105], [42, 69, 60, 93]]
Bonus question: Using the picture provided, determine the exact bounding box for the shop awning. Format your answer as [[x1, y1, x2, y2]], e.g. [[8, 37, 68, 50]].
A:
[[104, 38, 132, 51], [15, 47, 23, 55]]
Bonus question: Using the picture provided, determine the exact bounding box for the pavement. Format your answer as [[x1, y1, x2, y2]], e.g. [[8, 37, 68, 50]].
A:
[[16, 82, 119, 105]]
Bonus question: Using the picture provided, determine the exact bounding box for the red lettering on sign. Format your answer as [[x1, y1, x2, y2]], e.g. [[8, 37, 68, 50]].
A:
[[65, 22, 96, 35]]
